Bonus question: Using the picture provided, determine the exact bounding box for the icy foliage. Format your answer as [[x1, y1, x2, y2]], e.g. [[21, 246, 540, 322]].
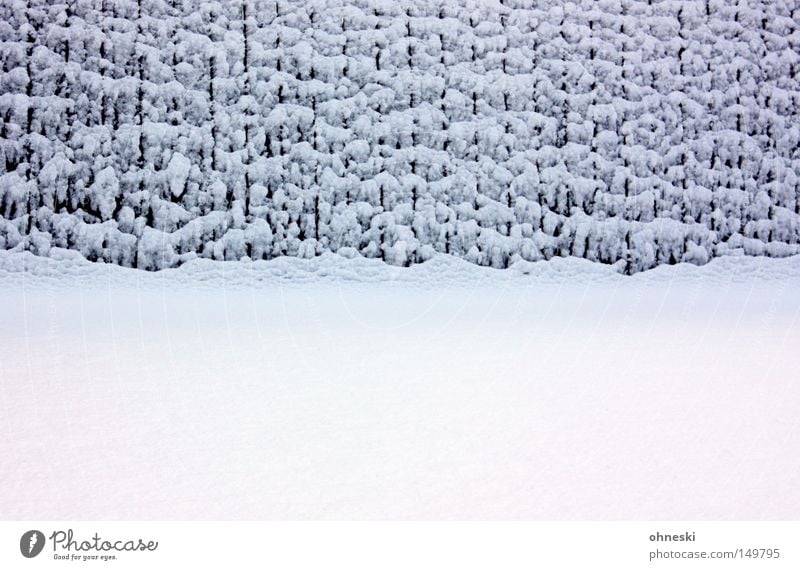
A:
[[1, 0, 799, 273]]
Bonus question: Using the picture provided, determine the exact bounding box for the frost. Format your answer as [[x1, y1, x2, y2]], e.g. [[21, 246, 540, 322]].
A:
[[0, 0, 798, 274], [166, 153, 192, 200]]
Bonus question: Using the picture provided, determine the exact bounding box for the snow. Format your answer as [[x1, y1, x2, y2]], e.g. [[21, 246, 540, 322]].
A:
[[165, 152, 191, 199], [2, 0, 799, 520], [2, 0, 800, 273], [1, 251, 799, 519]]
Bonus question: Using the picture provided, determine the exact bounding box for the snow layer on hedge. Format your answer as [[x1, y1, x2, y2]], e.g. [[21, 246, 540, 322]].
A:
[[1, 0, 799, 274]]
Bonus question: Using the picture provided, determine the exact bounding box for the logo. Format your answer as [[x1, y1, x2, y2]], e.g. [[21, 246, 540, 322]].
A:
[[20, 530, 46, 558]]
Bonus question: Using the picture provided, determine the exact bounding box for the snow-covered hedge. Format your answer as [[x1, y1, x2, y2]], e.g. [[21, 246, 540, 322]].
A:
[[1, 0, 799, 273]]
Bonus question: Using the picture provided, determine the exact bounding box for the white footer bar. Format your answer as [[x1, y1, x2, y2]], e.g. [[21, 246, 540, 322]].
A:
[[2, 522, 797, 569]]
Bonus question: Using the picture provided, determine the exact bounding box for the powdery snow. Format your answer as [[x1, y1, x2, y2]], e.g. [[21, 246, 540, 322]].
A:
[[1, 252, 798, 519]]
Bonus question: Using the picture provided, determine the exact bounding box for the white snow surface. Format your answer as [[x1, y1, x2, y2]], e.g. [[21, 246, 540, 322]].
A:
[[1, 251, 799, 519]]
